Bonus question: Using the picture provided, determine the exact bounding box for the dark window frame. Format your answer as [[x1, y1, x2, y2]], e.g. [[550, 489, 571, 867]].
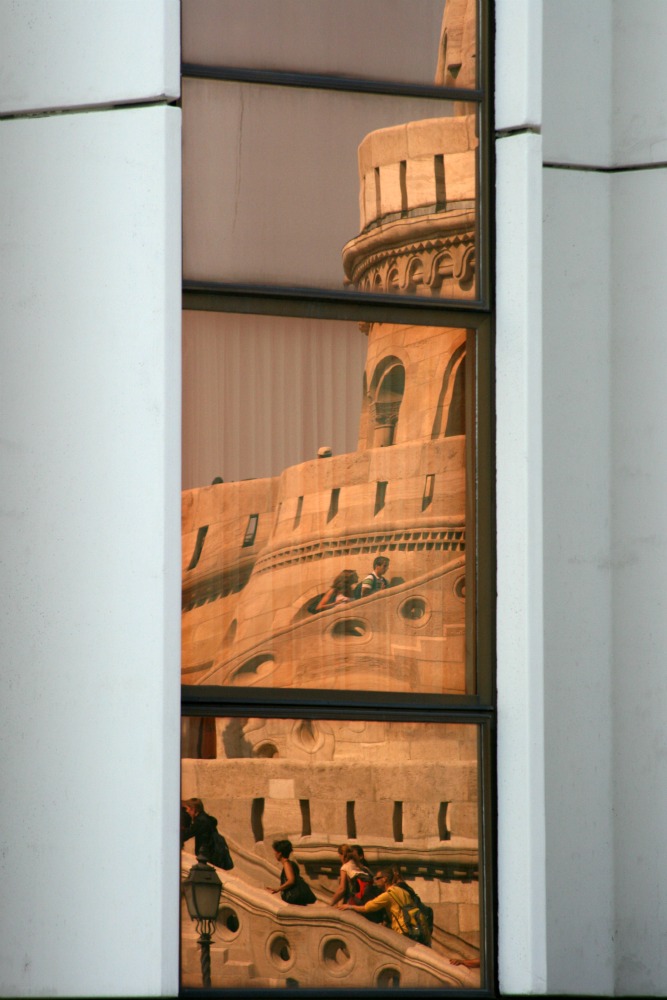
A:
[[180, 1, 496, 994]]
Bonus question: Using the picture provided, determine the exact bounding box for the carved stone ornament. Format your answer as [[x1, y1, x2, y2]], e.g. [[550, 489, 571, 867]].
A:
[[370, 400, 402, 428]]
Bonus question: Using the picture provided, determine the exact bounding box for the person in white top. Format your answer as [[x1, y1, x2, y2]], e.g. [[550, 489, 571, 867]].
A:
[[330, 843, 366, 906]]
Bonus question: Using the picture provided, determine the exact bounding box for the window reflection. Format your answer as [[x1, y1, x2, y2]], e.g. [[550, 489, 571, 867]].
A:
[[182, 0, 480, 299], [181, 314, 472, 696], [181, 717, 482, 990], [182, 0, 478, 91], [182, 79, 478, 297]]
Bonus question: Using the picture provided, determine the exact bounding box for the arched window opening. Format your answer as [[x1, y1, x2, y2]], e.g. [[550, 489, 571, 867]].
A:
[[445, 355, 466, 437], [370, 359, 405, 447], [431, 343, 466, 438]]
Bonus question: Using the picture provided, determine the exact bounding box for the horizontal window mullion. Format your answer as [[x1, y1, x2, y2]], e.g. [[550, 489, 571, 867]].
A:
[[181, 62, 484, 103], [181, 685, 494, 719], [183, 282, 491, 327]]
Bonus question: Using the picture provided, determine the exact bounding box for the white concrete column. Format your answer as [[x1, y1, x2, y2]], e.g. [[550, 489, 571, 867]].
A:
[[0, 4, 181, 996], [610, 168, 667, 998], [542, 166, 615, 995], [495, 1, 549, 992], [495, 130, 548, 994]]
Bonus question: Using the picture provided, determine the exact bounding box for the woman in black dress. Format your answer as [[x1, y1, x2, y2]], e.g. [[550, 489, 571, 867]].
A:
[[267, 839, 316, 905]]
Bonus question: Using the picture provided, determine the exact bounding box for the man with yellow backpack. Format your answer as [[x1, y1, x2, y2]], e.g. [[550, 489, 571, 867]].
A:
[[342, 867, 432, 946]]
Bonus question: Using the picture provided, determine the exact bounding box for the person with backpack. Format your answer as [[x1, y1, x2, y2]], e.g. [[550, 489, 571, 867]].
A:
[[347, 846, 387, 924], [181, 797, 234, 869], [342, 867, 429, 942], [330, 843, 363, 906], [356, 556, 390, 598], [390, 865, 434, 945], [330, 844, 385, 922], [267, 839, 317, 905]]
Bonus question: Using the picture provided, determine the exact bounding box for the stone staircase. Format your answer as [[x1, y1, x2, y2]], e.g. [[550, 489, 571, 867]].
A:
[[181, 849, 480, 990]]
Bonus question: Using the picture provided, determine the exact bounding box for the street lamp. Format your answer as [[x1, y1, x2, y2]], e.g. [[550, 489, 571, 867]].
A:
[[183, 856, 222, 988]]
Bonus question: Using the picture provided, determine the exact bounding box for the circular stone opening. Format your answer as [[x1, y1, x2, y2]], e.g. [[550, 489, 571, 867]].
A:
[[293, 719, 321, 753], [231, 653, 275, 682], [269, 934, 293, 968], [254, 741, 278, 758], [400, 597, 427, 621], [321, 938, 352, 973], [217, 906, 240, 940], [331, 619, 366, 639], [376, 967, 401, 988], [454, 576, 466, 600]]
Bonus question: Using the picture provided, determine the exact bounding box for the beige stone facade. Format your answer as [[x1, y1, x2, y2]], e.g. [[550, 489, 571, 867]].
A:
[[182, 316, 469, 694]]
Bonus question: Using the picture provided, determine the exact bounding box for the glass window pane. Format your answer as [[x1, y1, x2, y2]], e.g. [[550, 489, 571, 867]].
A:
[[181, 716, 486, 990], [182, 0, 479, 91], [182, 312, 475, 697], [182, 312, 367, 489], [182, 79, 480, 300]]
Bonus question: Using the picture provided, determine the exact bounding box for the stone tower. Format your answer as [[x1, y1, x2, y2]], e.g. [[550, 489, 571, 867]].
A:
[[181, 0, 478, 698]]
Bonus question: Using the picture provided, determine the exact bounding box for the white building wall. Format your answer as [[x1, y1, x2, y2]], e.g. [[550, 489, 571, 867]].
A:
[[520, 0, 667, 994], [542, 165, 615, 995], [495, 130, 548, 994], [610, 168, 667, 996], [0, 3, 181, 997], [495, 2, 549, 992]]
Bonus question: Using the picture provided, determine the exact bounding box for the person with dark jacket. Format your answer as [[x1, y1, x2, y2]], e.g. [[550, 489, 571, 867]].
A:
[[181, 797, 232, 869]]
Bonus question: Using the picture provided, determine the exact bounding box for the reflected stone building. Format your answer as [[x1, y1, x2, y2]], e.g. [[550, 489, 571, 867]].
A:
[[181, 1, 481, 989], [181, 8, 477, 697], [181, 718, 480, 989]]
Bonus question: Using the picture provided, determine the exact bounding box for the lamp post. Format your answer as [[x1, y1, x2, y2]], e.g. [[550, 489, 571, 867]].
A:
[[183, 856, 222, 988]]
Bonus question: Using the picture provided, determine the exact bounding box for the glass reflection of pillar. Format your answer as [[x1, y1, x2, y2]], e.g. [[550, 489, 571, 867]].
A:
[[371, 362, 405, 447], [371, 401, 400, 447]]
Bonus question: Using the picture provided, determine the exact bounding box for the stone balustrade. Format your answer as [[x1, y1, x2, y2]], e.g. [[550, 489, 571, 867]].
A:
[[196, 555, 467, 693], [180, 851, 480, 990]]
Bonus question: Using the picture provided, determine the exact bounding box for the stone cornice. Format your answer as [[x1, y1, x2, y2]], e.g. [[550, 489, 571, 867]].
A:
[[342, 208, 475, 296]]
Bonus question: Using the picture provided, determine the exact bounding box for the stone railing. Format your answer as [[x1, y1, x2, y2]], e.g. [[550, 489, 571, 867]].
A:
[[212, 836, 478, 889], [180, 851, 480, 990], [196, 555, 467, 693]]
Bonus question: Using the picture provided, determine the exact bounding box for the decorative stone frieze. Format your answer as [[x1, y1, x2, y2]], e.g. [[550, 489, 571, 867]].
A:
[[343, 213, 476, 297]]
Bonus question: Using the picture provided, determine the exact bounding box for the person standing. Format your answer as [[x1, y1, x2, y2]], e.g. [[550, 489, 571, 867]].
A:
[[181, 797, 233, 869], [358, 556, 390, 597]]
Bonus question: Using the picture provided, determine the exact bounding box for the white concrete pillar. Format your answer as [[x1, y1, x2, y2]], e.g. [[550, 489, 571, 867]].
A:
[[0, 3, 181, 995]]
